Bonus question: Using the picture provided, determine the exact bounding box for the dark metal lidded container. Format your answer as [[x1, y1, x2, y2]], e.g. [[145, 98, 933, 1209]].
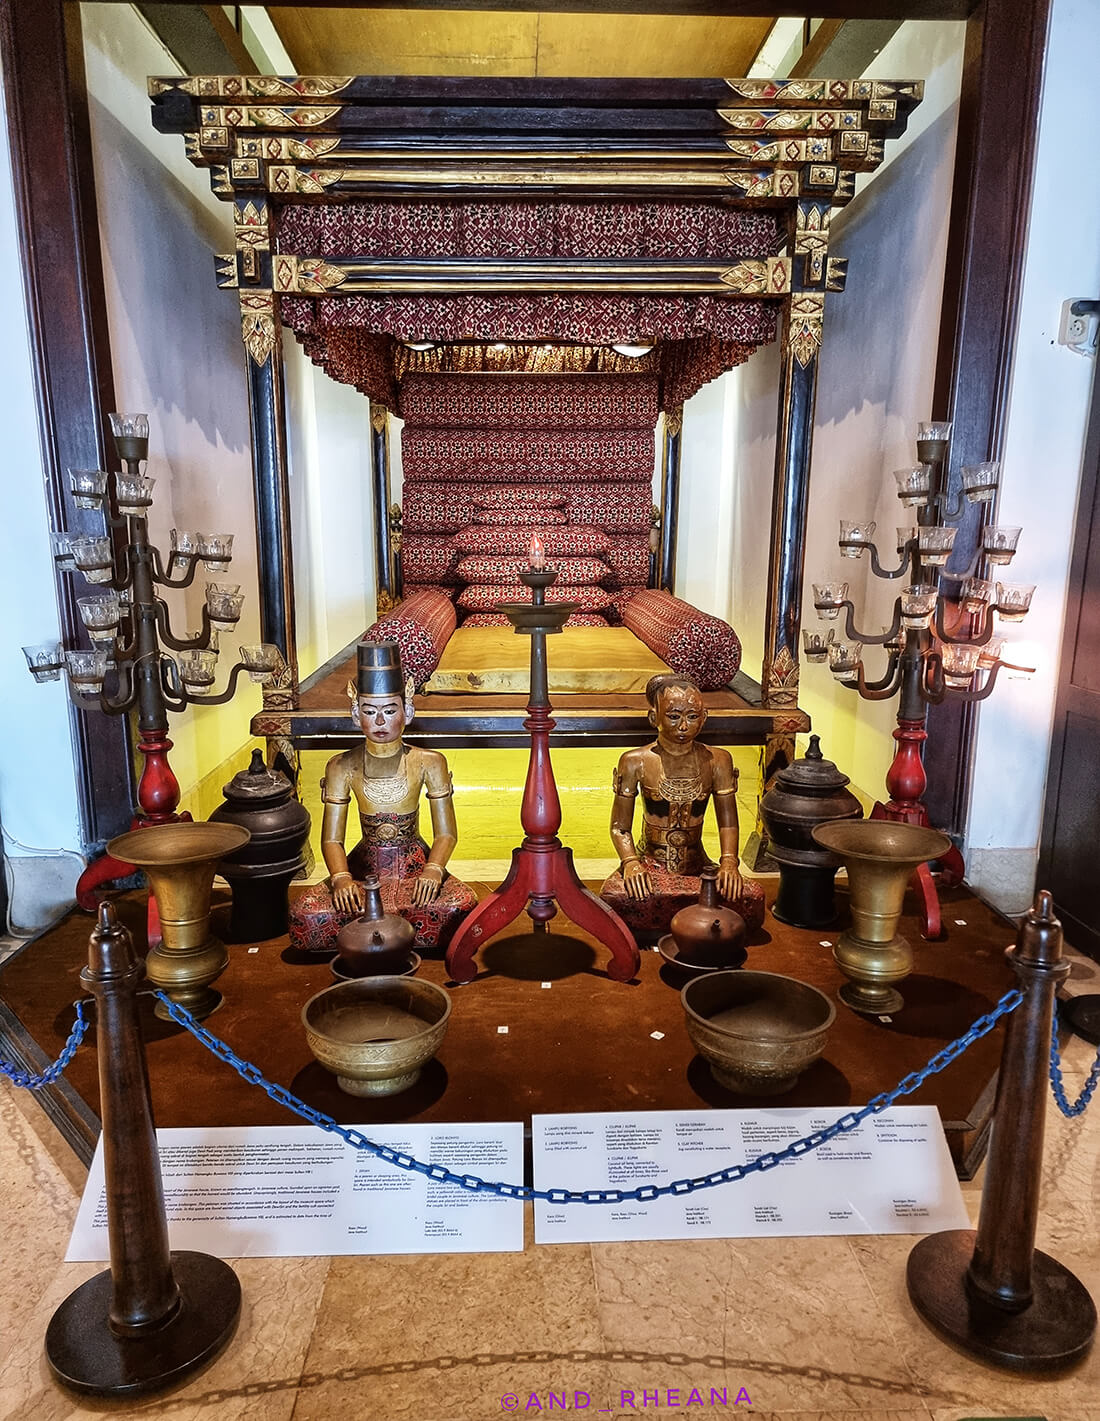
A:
[[335, 876, 416, 978], [210, 749, 311, 942], [759, 734, 863, 929]]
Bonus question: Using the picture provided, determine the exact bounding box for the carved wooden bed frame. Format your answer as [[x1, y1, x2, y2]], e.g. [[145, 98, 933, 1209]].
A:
[[148, 73, 927, 777]]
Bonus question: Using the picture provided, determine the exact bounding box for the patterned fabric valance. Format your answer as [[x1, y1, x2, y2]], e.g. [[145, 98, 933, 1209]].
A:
[[276, 198, 782, 409]]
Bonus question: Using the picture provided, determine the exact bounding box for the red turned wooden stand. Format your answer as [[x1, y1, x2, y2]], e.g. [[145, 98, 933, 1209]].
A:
[[446, 568, 639, 985], [870, 711, 965, 941], [906, 891, 1096, 1370]]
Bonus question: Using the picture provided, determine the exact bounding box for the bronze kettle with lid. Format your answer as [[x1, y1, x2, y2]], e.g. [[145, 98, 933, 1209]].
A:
[[669, 867, 747, 969], [334, 876, 416, 977]]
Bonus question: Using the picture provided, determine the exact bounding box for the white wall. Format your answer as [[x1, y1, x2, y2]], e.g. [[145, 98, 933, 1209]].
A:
[[81, 3, 262, 812], [964, 0, 1100, 913], [678, 20, 965, 803], [0, 62, 87, 929]]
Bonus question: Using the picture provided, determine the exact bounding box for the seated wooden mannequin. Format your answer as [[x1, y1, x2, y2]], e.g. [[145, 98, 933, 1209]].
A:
[[599, 673, 765, 939], [289, 640, 477, 953]]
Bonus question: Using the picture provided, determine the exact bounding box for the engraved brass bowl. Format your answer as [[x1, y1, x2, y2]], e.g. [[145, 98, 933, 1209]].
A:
[[681, 969, 835, 1096], [302, 977, 451, 1097]]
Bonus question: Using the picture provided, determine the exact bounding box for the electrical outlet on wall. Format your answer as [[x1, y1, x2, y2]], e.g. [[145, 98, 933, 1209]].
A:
[[1058, 298, 1099, 357]]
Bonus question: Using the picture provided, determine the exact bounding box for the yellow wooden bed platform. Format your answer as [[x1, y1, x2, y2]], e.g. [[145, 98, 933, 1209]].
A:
[[424, 626, 672, 695]]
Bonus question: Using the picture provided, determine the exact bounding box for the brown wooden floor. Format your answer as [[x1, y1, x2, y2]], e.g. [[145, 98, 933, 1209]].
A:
[[0, 880, 1018, 1179]]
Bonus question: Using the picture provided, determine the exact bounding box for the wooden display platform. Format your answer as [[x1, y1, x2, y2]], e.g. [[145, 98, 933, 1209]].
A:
[[425, 626, 671, 695], [0, 881, 1016, 1180], [258, 638, 809, 751]]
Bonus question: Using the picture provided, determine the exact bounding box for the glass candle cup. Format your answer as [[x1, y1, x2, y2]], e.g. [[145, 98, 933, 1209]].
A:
[[918, 421, 953, 442], [882, 624, 904, 653], [827, 641, 862, 683], [900, 584, 938, 628], [894, 465, 932, 507], [838, 519, 875, 558], [179, 649, 218, 689], [205, 582, 240, 598], [240, 643, 282, 683], [108, 412, 150, 463], [995, 581, 1035, 622], [982, 525, 1022, 565], [22, 642, 63, 682], [812, 580, 848, 621], [70, 536, 113, 584], [960, 577, 994, 614], [52, 533, 77, 573], [917, 525, 957, 567], [205, 584, 245, 629], [64, 647, 110, 695], [69, 468, 109, 509], [199, 532, 234, 572], [961, 462, 1000, 504], [896, 525, 917, 554], [115, 474, 155, 515], [77, 593, 121, 643], [171, 529, 201, 559], [802, 628, 835, 663], [978, 637, 1004, 670], [939, 642, 982, 688]]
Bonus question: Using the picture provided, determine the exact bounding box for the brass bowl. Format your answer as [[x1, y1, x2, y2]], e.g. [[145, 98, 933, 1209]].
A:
[[302, 977, 451, 1097], [681, 969, 835, 1096]]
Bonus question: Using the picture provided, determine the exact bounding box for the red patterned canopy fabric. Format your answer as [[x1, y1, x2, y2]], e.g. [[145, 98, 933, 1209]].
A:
[[276, 198, 779, 408]]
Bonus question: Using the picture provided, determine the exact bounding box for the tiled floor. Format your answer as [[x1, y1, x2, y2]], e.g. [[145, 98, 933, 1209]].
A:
[[1, 954, 1099, 1420]]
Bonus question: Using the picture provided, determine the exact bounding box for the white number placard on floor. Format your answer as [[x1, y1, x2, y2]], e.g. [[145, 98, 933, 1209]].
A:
[[532, 1107, 969, 1245], [67, 1122, 525, 1259]]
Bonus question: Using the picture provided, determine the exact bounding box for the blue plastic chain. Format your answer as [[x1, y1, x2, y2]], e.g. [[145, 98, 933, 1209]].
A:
[[0, 999, 90, 1089], [1049, 1012, 1100, 1117], [155, 986, 1024, 1205]]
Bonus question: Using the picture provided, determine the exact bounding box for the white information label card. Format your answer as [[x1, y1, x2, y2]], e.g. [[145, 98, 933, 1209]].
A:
[[532, 1107, 969, 1245], [68, 1122, 524, 1260]]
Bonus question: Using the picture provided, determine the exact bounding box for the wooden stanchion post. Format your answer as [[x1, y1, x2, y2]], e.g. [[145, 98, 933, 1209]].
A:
[[906, 890, 1096, 1370], [45, 903, 241, 1395]]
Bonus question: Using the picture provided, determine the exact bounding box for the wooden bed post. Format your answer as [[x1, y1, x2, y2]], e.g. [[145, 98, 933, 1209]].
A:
[[658, 404, 683, 593], [369, 404, 399, 613], [761, 200, 846, 782]]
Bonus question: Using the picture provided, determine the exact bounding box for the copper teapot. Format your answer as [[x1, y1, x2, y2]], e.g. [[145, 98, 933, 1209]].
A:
[[669, 867, 747, 969], [334, 876, 415, 977]]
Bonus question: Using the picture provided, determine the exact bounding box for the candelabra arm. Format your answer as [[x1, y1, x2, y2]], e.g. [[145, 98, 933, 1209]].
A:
[[920, 652, 948, 706], [155, 598, 215, 651], [934, 488, 966, 522], [180, 660, 251, 708], [159, 654, 189, 713], [867, 539, 914, 580], [934, 596, 995, 646], [853, 651, 903, 698], [106, 544, 134, 593], [838, 600, 902, 646], [150, 546, 199, 589], [99, 655, 138, 714]]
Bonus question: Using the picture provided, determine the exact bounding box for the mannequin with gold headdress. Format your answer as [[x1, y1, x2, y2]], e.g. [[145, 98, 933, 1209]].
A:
[[599, 672, 766, 939], [288, 640, 477, 952]]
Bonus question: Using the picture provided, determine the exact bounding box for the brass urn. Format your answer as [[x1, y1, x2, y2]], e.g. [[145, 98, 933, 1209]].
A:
[[811, 820, 953, 1015], [107, 821, 250, 1020], [334, 876, 416, 978], [759, 734, 863, 928]]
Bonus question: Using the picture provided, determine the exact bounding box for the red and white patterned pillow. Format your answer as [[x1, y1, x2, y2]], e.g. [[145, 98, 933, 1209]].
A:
[[403, 432, 655, 482], [456, 555, 610, 586], [400, 536, 462, 585], [473, 507, 568, 526], [362, 588, 457, 690], [474, 485, 567, 510], [454, 525, 610, 557], [457, 583, 615, 613], [603, 536, 653, 588], [461, 611, 608, 628], [622, 589, 742, 691], [567, 485, 654, 531], [400, 487, 475, 534]]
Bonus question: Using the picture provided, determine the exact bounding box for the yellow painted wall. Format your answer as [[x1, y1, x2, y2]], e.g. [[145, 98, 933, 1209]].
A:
[[298, 742, 764, 880]]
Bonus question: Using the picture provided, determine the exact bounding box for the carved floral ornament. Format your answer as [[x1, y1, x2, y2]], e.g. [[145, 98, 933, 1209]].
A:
[[150, 75, 353, 100], [788, 293, 825, 369]]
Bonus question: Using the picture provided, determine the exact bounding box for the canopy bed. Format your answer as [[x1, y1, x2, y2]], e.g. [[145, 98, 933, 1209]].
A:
[[149, 74, 923, 776]]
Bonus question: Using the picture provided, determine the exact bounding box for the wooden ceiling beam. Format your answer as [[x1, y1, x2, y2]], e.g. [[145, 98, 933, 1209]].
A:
[[100, 2, 978, 20]]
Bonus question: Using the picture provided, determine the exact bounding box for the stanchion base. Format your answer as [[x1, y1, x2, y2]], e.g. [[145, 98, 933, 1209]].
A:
[[1062, 993, 1100, 1046], [907, 1229, 1096, 1372], [45, 1251, 241, 1396]]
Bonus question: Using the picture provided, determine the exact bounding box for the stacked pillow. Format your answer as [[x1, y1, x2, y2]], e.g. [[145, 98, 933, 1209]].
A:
[[621, 589, 742, 690]]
